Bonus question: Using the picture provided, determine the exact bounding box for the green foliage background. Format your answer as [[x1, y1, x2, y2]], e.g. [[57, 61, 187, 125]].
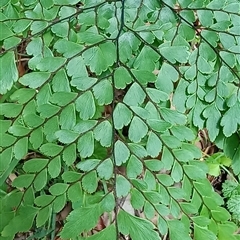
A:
[[0, 0, 240, 239]]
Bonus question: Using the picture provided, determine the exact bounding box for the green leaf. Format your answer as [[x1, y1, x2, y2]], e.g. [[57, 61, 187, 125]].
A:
[[179, 23, 195, 41], [158, 216, 168, 235], [50, 92, 77, 106], [222, 180, 239, 198], [171, 126, 195, 141], [132, 69, 156, 85], [197, 10, 213, 27], [93, 80, 113, 105], [192, 216, 211, 227], [0, 0, 9, 7], [75, 91, 96, 120], [129, 116, 148, 143], [37, 104, 60, 118], [198, 56, 213, 74], [227, 195, 240, 218], [0, 119, 11, 133], [194, 179, 214, 197], [35, 195, 55, 207], [59, 103, 76, 129], [63, 171, 81, 183], [219, 33, 236, 50], [60, 205, 101, 239], [211, 206, 231, 221], [55, 129, 79, 144], [171, 161, 183, 182], [71, 76, 97, 91], [34, 169, 47, 191], [144, 201, 155, 219], [206, 153, 232, 177], [130, 188, 145, 210], [162, 135, 182, 148], [114, 140, 130, 166], [127, 155, 143, 178], [76, 159, 100, 171], [161, 108, 187, 125], [62, 143, 77, 166], [218, 222, 238, 240], [113, 103, 133, 129], [93, 120, 112, 147], [10, 88, 35, 105], [159, 46, 189, 64], [41, 0, 54, 8], [14, 137, 28, 160], [67, 56, 88, 78], [77, 131, 94, 158], [23, 187, 35, 205], [67, 182, 82, 202], [123, 82, 146, 106], [168, 219, 192, 240], [49, 183, 69, 196], [146, 132, 162, 157], [118, 210, 161, 240], [114, 67, 132, 89], [157, 174, 174, 187], [12, 174, 35, 188], [0, 133, 16, 147], [0, 51, 18, 94], [194, 224, 217, 240], [0, 103, 23, 118], [73, 120, 97, 134], [36, 206, 51, 228], [53, 0, 79, 5], [78, 26, 105, 44], [19, 72, 51, 88], [37, 57, 66, 72], [0, 147, 13, 172], [53, 193, 66, 212], [184, 163, 206, 180], [80, 225, 116, 240], [144, 191, 164, 204], [2, 205, 38, 237], [146, 88, 169, 103], [54, 39, 83, 58], [82, 171, 98, 193], [100, 193, 115, 212], [220, 102, 240, 137], [40, 143, 63, 157], [156, 63, 179, 94], [134, 46, 160, 71], [51, 22, 69, 37], [83, 42, 116, 75], [23, 159, 49, 173], [156, 204, 170, 217], [30, 21, 48, 34], [119, 32, 141, 62], [13, 19, 32, 33], [145, 159, 163, 172], [96, 158, 113, 180], [147, 119, 171, 132], [48, 156, 61, 178], [8, 125, 31, 136], [211, 21, 231, 31], [0, 23, 14, 41], [116, 175, 131, 197], [207, 0, 225, 9], [52, 69, 71, 92], [24, 114, 44, 128], [129, 143, 148, 158]]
